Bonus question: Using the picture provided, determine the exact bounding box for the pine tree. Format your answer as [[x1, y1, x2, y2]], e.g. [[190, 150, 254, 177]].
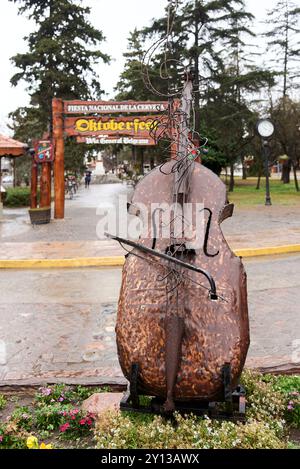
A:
[[10, 0, 110, 134], [206, 1, 274, 190], [115, 29, 154, 101], [139, 1, 266, 153], [264, 0, 300, 97], [271, 96, 300, 191], [263, 1, 300, 184]]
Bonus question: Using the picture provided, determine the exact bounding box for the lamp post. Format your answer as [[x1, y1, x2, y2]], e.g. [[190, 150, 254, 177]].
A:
[[256, 119, 275, 206], [262, 140, 272, 206]]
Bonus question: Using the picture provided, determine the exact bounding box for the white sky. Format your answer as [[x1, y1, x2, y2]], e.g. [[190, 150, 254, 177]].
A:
[[0, 0, 277, 134]]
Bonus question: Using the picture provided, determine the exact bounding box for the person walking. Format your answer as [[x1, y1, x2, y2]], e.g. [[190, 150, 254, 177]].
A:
[[85, 171, 91, 188]]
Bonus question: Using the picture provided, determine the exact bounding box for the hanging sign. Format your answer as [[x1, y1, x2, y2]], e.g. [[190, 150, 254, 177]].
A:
[[64, 100, 168, 115], [34, 140, 53, 163], [76, 136, 156, 146], [64, 116, 160, 138]]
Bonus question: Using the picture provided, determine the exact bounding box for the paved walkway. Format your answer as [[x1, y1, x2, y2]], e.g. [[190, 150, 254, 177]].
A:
[[0, 184, 300, 261], [0, 254, 299, 386]]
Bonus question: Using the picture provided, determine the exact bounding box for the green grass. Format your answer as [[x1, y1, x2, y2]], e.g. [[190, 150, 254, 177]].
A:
[[224, 177, 300, 207]]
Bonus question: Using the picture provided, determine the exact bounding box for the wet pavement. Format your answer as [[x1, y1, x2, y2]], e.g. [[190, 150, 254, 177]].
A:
[[0, 183, 300, 261], [0, 254, 299, 386], [0, 183, 132, 244]]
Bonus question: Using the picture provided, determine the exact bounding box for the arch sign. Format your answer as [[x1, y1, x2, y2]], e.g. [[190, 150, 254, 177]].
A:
[[64, 100, 168, 146], [52, 99, 168, 219]]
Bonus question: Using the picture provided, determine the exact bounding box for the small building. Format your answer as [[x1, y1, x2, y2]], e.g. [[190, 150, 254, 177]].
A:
[[0, 134, 28, 217]]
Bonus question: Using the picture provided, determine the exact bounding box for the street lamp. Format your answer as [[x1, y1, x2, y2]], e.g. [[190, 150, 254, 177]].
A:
[[256, 118, 275, 206]]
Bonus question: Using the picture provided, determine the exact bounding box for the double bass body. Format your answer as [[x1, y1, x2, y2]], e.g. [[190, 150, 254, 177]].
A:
[[116, 161, 250, 403]]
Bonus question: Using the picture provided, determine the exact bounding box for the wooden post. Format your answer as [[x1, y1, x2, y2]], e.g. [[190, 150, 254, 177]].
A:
[[52, 98, 65, 219], [47, 162, 52, 207], [30, 156, 38, 209], [40, 162, 50, 208]]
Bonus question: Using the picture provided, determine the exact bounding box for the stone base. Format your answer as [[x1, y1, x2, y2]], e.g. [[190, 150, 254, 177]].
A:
[[82, 392, 123, 415]]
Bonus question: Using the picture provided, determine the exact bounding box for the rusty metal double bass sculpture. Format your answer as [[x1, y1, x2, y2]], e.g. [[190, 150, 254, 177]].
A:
[[106, 71, 250, 418]]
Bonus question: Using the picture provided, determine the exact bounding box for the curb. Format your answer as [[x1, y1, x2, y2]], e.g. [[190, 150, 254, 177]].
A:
[[0, 244, 300, 269], [0, 257, 125, 269], [235, 244, 300, 258]]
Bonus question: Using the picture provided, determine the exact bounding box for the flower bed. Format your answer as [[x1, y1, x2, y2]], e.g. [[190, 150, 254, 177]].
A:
[[0, 372, 299, 450], [0, 384, 107, 449], [94, 371, 300, 450]]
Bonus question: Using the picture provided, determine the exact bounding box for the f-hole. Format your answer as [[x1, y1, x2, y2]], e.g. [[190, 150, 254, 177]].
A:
[[201, 208, 219, 258]]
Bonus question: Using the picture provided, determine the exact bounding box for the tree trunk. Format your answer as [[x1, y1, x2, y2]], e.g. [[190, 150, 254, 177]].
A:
[[241, 156, 247, 181], [256, 172, 262, 190], [242, 168, 247, 180], [229, 163, 235, 192], [292, 160, 299, 192], [282, 159, 291, 184]]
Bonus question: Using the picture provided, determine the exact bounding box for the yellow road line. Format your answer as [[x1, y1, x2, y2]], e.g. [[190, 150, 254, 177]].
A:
[[0, 244, 300, 269]]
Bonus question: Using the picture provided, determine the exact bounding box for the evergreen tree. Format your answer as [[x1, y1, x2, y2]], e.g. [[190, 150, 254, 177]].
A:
[[141, 1, 259, 130], [115, 29, 154, 100], [134, 0, 271, 180], [205, 1, 273, 189], [264, 0, 300, 97], [263, 1, 300, 184], [270, 97, 300, 190], [115, 28, 175, 170], [116, 1, 273, 180], [9, 0, 109, 136]]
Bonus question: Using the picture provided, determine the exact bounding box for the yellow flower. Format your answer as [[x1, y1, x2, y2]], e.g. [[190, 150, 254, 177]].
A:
[[40, 442, 53, 449], [26, 436, 39, 449]]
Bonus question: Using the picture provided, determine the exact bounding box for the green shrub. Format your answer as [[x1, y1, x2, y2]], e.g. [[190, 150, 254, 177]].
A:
[[241, 370, 286, 435], [72, 385, 108, 401], [35, 403, 73, 431], [34, 402, 96, 440], [94, 411, 287, 449], [0, 416, 29, 449], [3, 187, 32, 207], [11, 406, 34, 431], [0, 422, 29, 449], [35, 385, 74, 406], [35, 384, 106, 407], [57, 408, 96, 440], [265, 375, 300, 429]]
